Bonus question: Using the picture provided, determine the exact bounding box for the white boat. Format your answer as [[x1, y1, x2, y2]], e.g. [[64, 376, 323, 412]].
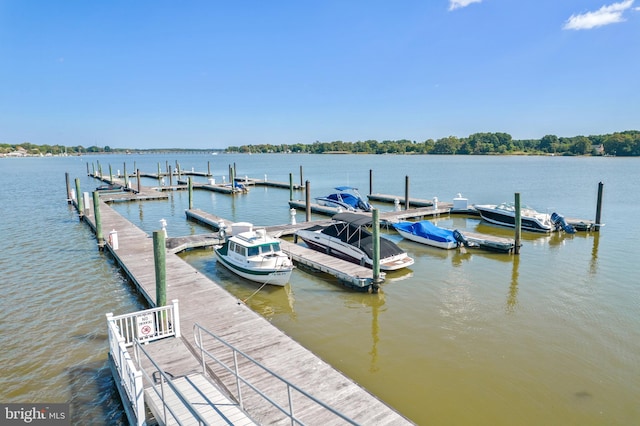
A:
[[474, 202, 558, 233], [214, 223, 293, 286], [295, 213, 414, 271], [315, 186, 372, 212], [392, 220, 459, 250]]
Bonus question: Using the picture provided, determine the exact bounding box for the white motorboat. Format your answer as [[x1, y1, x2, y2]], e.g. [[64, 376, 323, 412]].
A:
[[315, 186, 372, 212], [392, 220, 459, 250], [295, 213, 414, 271], [474, 202, 570, 233], [214, 223, 293, 286]]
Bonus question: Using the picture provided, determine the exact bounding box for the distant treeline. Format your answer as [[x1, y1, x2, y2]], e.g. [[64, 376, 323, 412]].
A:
[[226, 130, 640, 156], [3, 130, 639, 156]]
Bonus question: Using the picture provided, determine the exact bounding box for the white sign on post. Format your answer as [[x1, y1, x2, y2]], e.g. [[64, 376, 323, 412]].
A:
[[136, 313, 156, 340]]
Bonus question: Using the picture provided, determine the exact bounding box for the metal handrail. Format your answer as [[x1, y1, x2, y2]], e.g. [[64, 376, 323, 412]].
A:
[[133, 338, 209, 426], [193, 323, 359, 426]]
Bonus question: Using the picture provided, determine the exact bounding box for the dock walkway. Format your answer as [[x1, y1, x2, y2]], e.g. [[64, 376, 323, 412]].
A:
[[82, 201, 412, 425]]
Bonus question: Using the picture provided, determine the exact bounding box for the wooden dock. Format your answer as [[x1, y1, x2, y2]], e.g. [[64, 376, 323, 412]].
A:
[[80, 200, 412, 424]]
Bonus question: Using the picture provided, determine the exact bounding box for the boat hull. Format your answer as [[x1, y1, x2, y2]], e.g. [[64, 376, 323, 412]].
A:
[[296, 230, 414, 271], [474, 205, 553, 233], [214, 247, 292, 286], [395, 228, 458, 250]]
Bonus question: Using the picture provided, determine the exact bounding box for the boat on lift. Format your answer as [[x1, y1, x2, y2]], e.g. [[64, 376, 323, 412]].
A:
[[315, 186, 372, 212]]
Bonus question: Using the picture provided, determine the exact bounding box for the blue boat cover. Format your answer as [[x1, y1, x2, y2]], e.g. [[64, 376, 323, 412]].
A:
[[394, 221, 456, 243]]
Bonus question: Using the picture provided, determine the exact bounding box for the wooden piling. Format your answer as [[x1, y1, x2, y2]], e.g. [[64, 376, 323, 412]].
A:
[[65, 172, 72, 203], [168, 166, 173, 186], [188, 177, 193, 210], [109, 164, 113, 183], [369, 169, 373, 195], [300, 165, 304, 188], [594, 182, 604, 232], [153, 230, 167, 307], [123, 163, 129, 188], [514, 192, 521, 255], [93, 191, 104, 249], [136, 169, 141, 193], [372, 208, 382, 292], [289, 173, 294, 201], [404, 175, 410, 210], [207, 161, 211, 177], [75, 178, 84, 217], [305, 180, 311, 222], [157, 162, 161, 179]]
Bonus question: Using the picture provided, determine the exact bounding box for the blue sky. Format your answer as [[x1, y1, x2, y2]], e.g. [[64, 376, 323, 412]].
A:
[[1, 1, 638, 149]]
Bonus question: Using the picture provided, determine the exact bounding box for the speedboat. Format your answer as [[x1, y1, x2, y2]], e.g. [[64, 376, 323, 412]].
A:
[[295, 213, 414, 271], [393, 220, 460, 250], [315, 186, 372, 212], [474, 202, 557, 233], [214, 223, 293, 286]]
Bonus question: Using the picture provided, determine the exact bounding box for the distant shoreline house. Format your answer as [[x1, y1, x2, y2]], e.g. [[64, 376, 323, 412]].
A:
[[592, 144, 605, 155]]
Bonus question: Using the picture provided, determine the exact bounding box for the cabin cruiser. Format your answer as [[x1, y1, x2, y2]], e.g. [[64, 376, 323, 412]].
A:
[[215, 223, 293, 286], [295, 213, 414, 271]]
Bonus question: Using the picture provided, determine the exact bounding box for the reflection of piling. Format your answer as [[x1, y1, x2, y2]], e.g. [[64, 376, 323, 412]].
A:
[[514, 192, 521, 255], [594, 182, 604, 232]]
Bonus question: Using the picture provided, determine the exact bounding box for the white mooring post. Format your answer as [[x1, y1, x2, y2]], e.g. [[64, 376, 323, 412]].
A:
[[109, 229, 119, 250]]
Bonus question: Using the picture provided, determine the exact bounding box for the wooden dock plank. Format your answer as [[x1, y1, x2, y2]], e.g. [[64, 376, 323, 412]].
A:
[[82, 201, 412, 424]]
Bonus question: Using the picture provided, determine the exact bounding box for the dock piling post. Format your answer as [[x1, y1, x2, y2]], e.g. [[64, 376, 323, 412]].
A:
[[93, 191, 104, 249], [75, 178, 84, 218], [305, 180, 311, 222], [369, 169, 373, 196], [168, 166, 173, 186], [157, 162, 161, 180], [153, 230, 167, 307], [594, 182, 604, 232], [136, 169, 141, 193], [514, 192, 521, 255], [404, 175, 410, 210], [86, 163, 89, 175], [109, 164, 113, 183], [207, 161, 211, 177], [289, 173, 294, 201], [123, 163, 128, 189], [300, 165, 304, 188], [188, 177, 193, 210], [372, 208, 382, 292], [65, 172, 72, 203]]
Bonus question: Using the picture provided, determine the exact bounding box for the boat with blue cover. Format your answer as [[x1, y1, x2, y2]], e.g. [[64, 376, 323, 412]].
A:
[[315, 186, 372, 212], [393, 220, 459, 250]]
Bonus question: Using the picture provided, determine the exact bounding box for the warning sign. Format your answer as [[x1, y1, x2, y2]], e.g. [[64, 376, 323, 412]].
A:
[[136, 313, 156, 339]]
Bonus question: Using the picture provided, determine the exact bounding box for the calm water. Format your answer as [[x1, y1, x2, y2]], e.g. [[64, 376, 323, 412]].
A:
[[1, 154, 639, 425]]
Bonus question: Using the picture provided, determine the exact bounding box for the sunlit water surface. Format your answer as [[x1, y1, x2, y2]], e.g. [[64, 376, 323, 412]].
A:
[[1, 154, 638, 425]]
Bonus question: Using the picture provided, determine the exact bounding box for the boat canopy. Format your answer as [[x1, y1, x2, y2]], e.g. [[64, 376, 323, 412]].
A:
[[332, 212, 373, 227]]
